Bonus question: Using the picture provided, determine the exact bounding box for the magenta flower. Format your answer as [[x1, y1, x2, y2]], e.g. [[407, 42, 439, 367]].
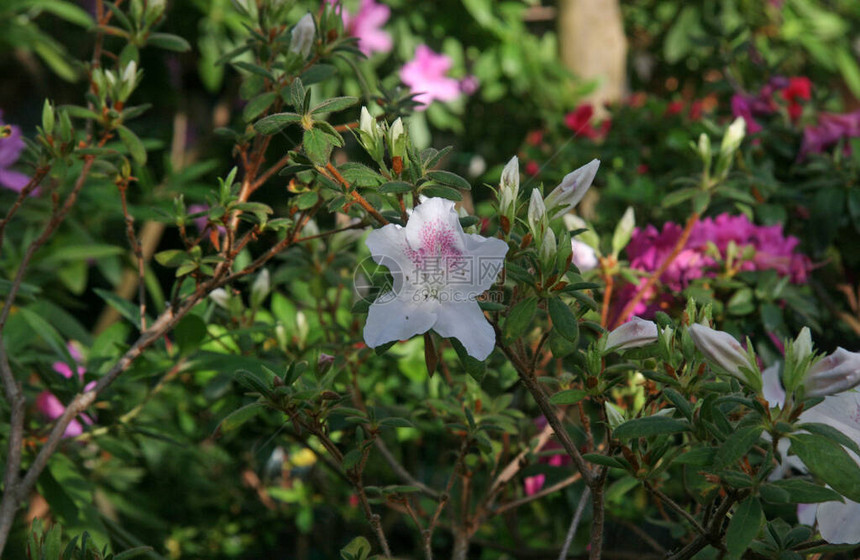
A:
[[339, 0, 392, 56], [399, 45, 462, 109], [800, 110, 860, 157], [36, 343, 95, 439], [0, 111, 31, 193], [613, 214, 811, 323], [523, 417, 573, 496]]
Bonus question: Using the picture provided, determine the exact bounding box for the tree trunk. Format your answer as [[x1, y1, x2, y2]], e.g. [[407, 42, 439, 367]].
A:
[[558, 0, 628, 109]]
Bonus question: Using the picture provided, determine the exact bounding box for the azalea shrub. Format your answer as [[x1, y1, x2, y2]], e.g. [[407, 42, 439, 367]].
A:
[[2, 1, 860, 560]]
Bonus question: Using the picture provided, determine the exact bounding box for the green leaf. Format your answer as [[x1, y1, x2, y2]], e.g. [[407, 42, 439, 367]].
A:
[[419, 185, 462, 201], [31, 0, 94, 27], [425, 170, 471, 191], [582, 453, 626, 469], [94, 288, 143, 327], [547, 297, 578, 342], [342, 449, 363, 471], [294, 191, 319, 210], [378, 417, 414, 428], [714, 426, 763, 469], [504, 297, 537, 340], [799, 422, 860, 457], [300, 64, 337, 85], [175, 315, 207, 355], [379, 181, 413, 194], [216, 402, 265, 434], [613, 416, 689, 440], [725, 497, 762, 559], [674, 447, 716, 466], [153, 249, 189, 267], [311, 96, 358, 114], [549, 389, 588, 405], [146, 32, 191, 52], [303, 127, 332, 165], [254, 112, 302, 135], [663, 389, 693, 420], [117, 125, 146, 165], [340, 536, 371, 560], [770, 479, 843, 503], [790, 433, 860, 502], [243, 91, 277, 122]]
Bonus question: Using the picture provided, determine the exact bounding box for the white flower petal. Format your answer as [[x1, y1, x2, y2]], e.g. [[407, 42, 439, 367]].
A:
[[433, 300, 495, 360], [366, 224, 413, 293], [817, 499, 860, 544], [363, 296, 437, 349], [762, 363, 786, 408], [404, 197, 466, 255], [799, 391, 860, 456], [459, 233, 508, 293], [797, 503, 817, 527]]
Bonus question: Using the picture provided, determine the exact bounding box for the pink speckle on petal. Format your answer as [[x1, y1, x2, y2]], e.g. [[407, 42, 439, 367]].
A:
[[404, 219, 463, 271]]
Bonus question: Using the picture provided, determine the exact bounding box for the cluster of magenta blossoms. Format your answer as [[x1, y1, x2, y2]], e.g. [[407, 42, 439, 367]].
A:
[[613, 213, 811, 322]]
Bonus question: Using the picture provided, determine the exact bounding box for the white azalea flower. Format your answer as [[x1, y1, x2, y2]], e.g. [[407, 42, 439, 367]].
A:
[[761, 366, 860, 544], [362, 197, 508, 360]]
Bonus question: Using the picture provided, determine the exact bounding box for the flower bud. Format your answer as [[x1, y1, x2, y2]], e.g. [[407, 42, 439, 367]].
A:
[[697, 132, 712, 170], [360, 107, 377, 139], [689, 323, 759, 389], [604, 317, 658, 353], [539, 228, 556, 267], [250, 268, 271, 307], [499, 155, 520, 218], [527, 188, 547, 239], [210, 288, 231, 309], [803, 347, 860, 398], [611, 206, 635, 258], [387, 118, 406, 161], [290, 13, 315, 58], [720, 116, 746, 161], [544, 159, 600, 219]]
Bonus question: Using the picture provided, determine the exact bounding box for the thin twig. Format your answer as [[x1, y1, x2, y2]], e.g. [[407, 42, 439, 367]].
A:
[[558, 486, 591, 559]]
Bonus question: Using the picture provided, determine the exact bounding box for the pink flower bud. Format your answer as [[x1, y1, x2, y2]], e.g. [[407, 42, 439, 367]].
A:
[[689, 324, 753, 383], [604, 317, 658, 352]]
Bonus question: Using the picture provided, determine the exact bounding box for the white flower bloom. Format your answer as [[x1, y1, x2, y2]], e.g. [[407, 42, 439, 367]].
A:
[[499, 156, 519, 217], [544, 159, 600, 219], [804, 347, 860, 398], [689, 324, 754, 384], [790, 389, 860, 544], [571, 239, 598, 272], [362, 197, 508, 360], [604, 317, 658, 352], [290, 13, 315, 58]]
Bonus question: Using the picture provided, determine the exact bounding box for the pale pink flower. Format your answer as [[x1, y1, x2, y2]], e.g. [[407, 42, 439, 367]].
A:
[[339, 0, 392, 56], [399, 46, 462, 109]]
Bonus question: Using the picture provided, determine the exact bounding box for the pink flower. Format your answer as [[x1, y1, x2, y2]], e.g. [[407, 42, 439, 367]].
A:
[[338, 0, 392, 56], [400, 45, 462, 109], [523, 418, 572, 495], [0, 111, 31, 193], [37, 343, 95, 439]]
